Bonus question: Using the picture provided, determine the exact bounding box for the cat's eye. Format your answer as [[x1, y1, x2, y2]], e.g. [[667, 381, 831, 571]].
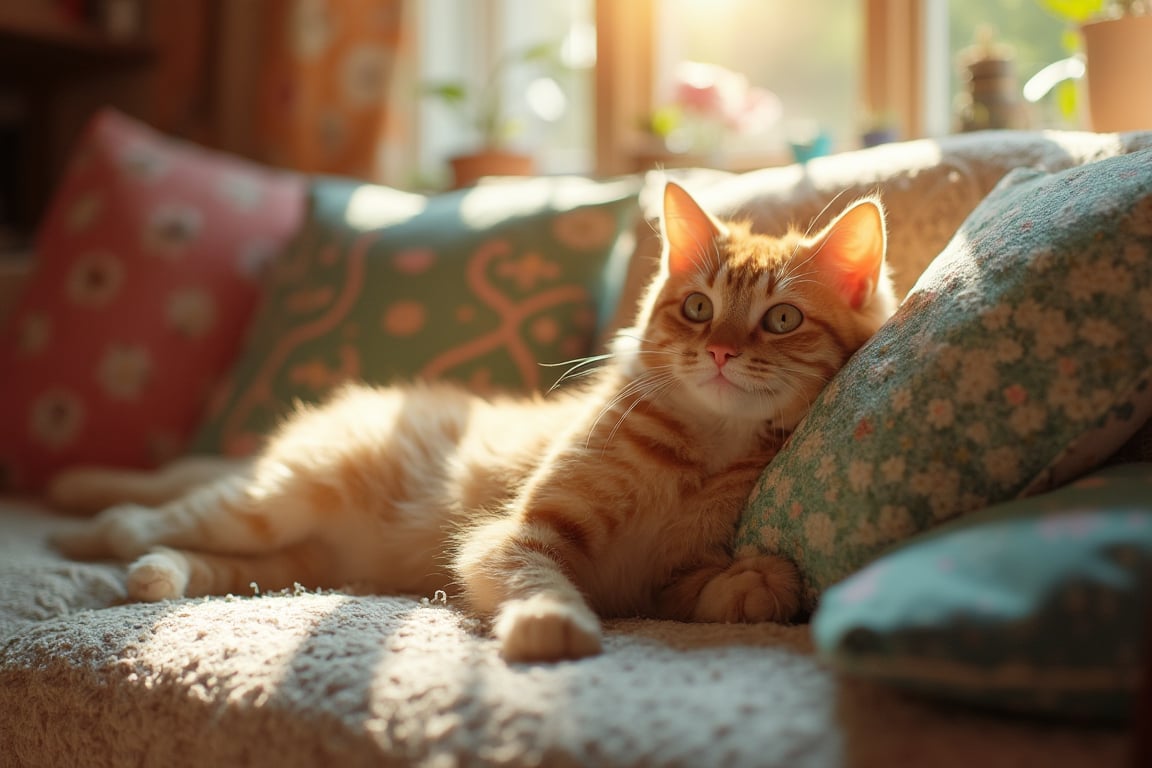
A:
[[762, 304, 803, 334], [682, 292, 713, 322]]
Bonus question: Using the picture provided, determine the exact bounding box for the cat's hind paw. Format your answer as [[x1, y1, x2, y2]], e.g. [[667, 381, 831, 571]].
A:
[[494, 594, 602, 663], [693, 554, 801, 624], [126, 548, 190, 602], [50, 503, 160, 561]]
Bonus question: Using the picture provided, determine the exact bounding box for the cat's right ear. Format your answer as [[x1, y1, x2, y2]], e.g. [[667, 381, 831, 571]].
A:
[[807, 196, 888, 310], [661, 182, 728, 277]]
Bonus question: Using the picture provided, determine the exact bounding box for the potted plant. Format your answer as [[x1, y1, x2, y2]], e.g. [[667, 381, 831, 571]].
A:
[[424, 41, 566, 188], [1038, 0, 1152, 131], [638, 62, 781, 169], [860, 111, 900, 148]]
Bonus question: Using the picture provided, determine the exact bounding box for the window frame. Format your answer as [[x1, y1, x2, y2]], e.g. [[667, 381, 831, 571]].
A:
[[593, 0, 939, 175]]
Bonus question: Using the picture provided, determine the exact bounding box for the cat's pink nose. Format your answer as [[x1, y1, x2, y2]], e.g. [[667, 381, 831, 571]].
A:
[[706, 344, 739, 368]]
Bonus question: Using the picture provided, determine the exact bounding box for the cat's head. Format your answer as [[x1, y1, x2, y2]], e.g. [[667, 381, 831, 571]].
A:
[[617, 181, 897, 429]]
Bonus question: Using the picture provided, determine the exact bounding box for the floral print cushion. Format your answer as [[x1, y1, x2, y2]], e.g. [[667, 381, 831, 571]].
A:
[[191, 176, 640, 456], [0, 110, 305, 491], [734, 149, 1152, 609], [812, 463, 1152, 721]]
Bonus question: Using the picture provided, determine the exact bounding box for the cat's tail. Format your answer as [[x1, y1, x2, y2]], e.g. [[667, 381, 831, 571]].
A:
[[47, 456, 250, 515]]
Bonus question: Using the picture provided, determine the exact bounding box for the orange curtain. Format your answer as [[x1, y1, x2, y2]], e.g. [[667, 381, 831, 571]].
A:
[[258, 0, 407, 179]]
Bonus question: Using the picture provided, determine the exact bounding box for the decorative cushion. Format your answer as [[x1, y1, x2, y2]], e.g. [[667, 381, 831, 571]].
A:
[[192, 176, 640, 456], [733, 148, 1152, 609], [1111, 417, 1152, 464], [0, 110, 305, 491], [812, 463, 1152, 721]]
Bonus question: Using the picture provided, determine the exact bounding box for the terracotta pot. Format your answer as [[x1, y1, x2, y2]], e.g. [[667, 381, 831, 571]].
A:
[[448, 150, 535, 189], [861, 127, 899, 148], [1082, 15, 1152, 132]]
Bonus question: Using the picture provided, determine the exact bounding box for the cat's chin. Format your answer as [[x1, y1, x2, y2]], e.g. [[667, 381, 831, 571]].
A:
[[701, 373, 742, 397], [685, 375, 774, 422]]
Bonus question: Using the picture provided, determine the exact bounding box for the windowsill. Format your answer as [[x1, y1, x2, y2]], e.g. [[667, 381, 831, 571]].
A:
[[628, 142, 796, 174]]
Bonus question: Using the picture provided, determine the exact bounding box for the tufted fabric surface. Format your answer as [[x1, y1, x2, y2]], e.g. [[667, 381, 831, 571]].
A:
[[0, 501, 1131, 768]]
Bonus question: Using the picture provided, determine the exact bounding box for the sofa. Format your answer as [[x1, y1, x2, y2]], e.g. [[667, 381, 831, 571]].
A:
[[1, 110, 1151, 767]]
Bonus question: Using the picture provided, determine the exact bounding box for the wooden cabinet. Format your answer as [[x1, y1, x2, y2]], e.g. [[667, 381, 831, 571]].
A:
[[0, 0, 214, 248], [0, 1, 155, 244]]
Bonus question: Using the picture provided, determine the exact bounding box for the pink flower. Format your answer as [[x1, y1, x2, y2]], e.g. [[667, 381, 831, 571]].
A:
[[839, 564, 885, 604], [672, 61, 781, 135], [1003, 383, 1028, 406], [1038, 513, 1099, 540], [675, 63, 726, 116]]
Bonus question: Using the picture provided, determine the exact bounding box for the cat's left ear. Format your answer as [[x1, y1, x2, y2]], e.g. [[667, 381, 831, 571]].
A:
[[807, 196, 888, 310], [661, 181, 729, 277]]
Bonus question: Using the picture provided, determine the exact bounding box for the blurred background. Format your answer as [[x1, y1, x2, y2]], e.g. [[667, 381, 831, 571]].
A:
[[0, 0, 1140, 251]]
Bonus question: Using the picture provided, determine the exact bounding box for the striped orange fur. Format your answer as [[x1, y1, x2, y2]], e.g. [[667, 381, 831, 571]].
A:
[[51, 182, 897, 662]]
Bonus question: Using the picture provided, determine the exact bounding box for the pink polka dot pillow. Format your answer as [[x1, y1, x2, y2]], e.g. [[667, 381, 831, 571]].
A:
[[0, 109, 305, 491]]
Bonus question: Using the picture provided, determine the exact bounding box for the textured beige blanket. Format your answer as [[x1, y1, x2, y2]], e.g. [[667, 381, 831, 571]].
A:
[[0, 500, 1129, 767]]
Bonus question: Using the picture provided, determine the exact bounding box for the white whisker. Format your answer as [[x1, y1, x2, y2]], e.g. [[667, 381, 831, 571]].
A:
[[586, 368, 677, 449], [542, 353, 613, 392], [547, 366, 606, 392], [615, 331, 678, 351], [603, 377, 679, 452], [539, 353, 615, 369]]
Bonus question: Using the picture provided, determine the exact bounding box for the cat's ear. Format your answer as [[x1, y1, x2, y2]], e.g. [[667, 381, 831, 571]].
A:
[[807, 196, 887, 309], [661, 182, 728, 277]]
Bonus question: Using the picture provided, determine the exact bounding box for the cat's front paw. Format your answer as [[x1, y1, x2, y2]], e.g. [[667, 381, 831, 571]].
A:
[[693, 555, 800, 624], [493, 594, 602, 662], [126, 548, 190, 602]]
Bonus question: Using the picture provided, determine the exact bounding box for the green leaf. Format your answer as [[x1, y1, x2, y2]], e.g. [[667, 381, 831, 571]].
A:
[[499, 117, 525, 141], [518, 41, 560, 64], [1061, 27, 1083, 52], [1056, 79, 1079, 120], [647, 105, 683, 138], [423, 82, 469, 104], [1037, 0, 1106, 23]]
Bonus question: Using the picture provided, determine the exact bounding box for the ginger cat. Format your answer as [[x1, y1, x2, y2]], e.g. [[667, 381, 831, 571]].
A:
[[51, 182, 897, 663]]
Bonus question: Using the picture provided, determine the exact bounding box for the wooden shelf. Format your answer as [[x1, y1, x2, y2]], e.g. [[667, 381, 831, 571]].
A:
[[0, 255, 31, 326], [0, 5, 154, 73], [0, 2, 157, 236]]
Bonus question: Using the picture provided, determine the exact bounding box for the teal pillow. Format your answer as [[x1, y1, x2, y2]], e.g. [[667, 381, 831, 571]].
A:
[[812, 463, 1152, 721], [735, 149, 1152, 608], [193, 176, 640, 455]]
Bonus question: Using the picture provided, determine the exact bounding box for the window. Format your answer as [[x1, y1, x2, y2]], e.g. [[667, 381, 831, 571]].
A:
[[416, 1, 1080, 187], [418, 0, 869, 183], [946, 0, 1075, 132], [867, 0, 1082, 143], [654, 0, 862, 164], [416, 0, 594, 187]]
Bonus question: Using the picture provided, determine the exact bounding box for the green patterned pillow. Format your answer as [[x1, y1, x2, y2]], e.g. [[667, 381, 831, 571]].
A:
[[193, 176, 640, 455], [734, 149, 1152, 609], [813, 463, 1152, 721]]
